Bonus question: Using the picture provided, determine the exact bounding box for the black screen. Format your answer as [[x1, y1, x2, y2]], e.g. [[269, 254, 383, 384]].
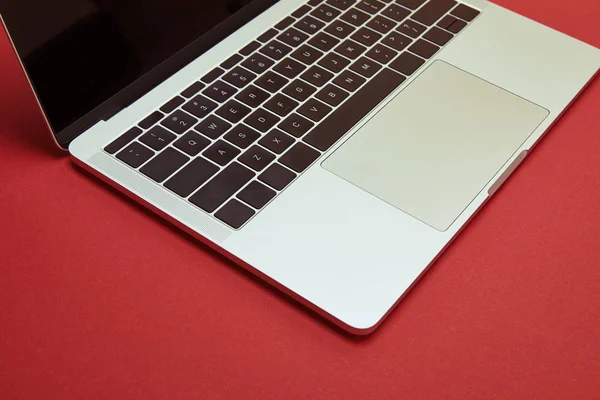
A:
[[0, 0, 275, 145]]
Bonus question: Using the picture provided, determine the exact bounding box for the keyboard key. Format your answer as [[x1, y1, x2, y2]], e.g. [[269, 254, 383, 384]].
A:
[[164, 157, 219, 198], [334, 40, 367, 60], [139, 111, 164, 129], [319, 52, 351, 72], [367, 15, 397, 34], [423, 26, 453, 46], [311, 4, 341, 22], [224, 125, 261, 149], [275, 16, 296, 31], [340, 8, 371, 26], [259, 40, 292, 61], [160, 96, 186, 114], [239, 41, 261, 56], [235, 85, 270, 108], [304, 68, 406, 151], [259, 129, 295, 154], [291, 44, 324, 65], [279, 113, 315, 138], [366, 43, 398, 64], [180, 95, 217, 120], [257, 28, 278, 43], [451, 3, 480, 21], [308, 32, 341, 52], [349, 56, 382, 78], [181, 81, 206, 98], [280, 143, 321, 173], [239, 145, 277, 171], [201, 67, 225, 84], [196, 115, 232, 139], [301, 66, 334, 87], [409, 39, 440, 58], [277, 28, 309, 47], [140, 126, 177, 151], [389, 51, 425, 75], [273, 58, 307, 79], [222, 66, 257, 88], [189, 162, 255, 213], [283, 79, 317, 102], [308, 0, 324, 6], [140, 147, 189, 183], [316, 84, 350, 107], [203, 140, 241, 166], [203, 80, 238, 103], [294, 15, 326, 35], [215, 100, 251, 124], [244, 109, 281, 132], [161, 110, 198, 134], [259, 163, 297, 190], [116, 142, 155, 169], [437, 15, 465, 33], [174, 131, 211, 156], [215, 199, 255, 229], [327, 0, 355, 11], [255, 71, 289, 93], [237, 181, 277, 209], [351, 27, 382, 46], [292, 4, 312, 18], [264, 94, 300, 117], [381, 4, 411, 22], [298, 98, 332, 122], [412, 0, 457, 26], [381, 31, 413, 51], [325, 20, 356, 39], [398, 19, 427, 38], [332, 70, 366, 92], [221, 54, 243, 70], [396, 0, 426, 10], [356, 0, 386, 14], [105, 127, 142, 154]]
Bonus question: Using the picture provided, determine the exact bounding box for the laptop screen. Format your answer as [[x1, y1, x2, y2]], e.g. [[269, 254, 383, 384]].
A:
[[0, 0, 276, 145]]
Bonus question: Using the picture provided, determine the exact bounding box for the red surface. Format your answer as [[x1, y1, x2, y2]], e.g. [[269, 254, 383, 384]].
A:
[[1, 1, 600, 398]]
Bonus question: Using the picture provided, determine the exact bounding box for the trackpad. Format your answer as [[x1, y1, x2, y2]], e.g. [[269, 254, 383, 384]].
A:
[[322, 61, 548, 231]]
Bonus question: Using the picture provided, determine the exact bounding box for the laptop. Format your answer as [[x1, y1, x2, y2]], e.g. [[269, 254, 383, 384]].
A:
[[1, 0, 598, 334]]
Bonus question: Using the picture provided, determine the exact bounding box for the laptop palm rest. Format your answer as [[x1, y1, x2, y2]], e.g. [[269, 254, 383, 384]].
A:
[[322, 61, 549, 231]]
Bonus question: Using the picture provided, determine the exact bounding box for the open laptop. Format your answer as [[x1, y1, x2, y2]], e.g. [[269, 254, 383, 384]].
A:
[[1, 0, 598, 334]]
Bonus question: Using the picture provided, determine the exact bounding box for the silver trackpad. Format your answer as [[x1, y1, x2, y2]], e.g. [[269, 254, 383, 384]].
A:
[[322, 61, 549, 231]]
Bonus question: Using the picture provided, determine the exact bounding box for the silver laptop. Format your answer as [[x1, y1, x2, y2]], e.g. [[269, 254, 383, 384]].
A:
[[2, 0, 599, 334]]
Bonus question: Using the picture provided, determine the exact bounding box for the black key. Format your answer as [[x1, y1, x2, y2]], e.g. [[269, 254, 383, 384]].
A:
[[389, 51, 425, 75], [316, 84, 350, 107], [140, 147, 190, 183], [437, 15, 466, 33], [273, 58, 307, 79], [239, 41, 261, 56], [196, 115, 232, 139], [224, 125, 261, 149], [279, 113, 315, 138], [181, 81, 206, 98], [161, 110, 198, 134], [215, 199, 256, 229], [325, 20, 356, 39], [412, 0, 457, 26], [140, 126, 176, 151], [239, 145, 277, 171], [340, 8, 371, 26], [189, 163, 255, 213], [259, 40, 292, 61], [160, 96, 186, 114], [292, 5, 312, 18], [201, 67, 225, 84], [334, 40, 367, 60], [235, 85, 270, 108], [351, 27, 382, 46], [294, 15, 326, 35], [164, 157, 219, 198], [298, 98, 332, 122], [367, 15, 397, 34], [423, 26, 453, 46], [222, 66, 257, 89], [301, 66, 334, 87], [264, 94, 300, 117], [174, 131, 211, 156], [244, 109, 281, 132], [259, 164, 297, 190], [409, 39, 440, 58], [257, 28, 278, 43], [203, 140, 241, 166], [319, 52, 351, 73], [311, 4, 341, 23], [356, 0, 385, 14], [139, 111, 164, 129], [381, 31, 413, 51], [308, 32, 341, 52], [275, 16, 296, 31], [349, 56, 382, 78], [283, 79, 317, 102], [451, 4, 479, 21], [308, 0, 324, 6], [241, 53, 275, 74], [396, 0, 426, 10], [382, 4, 411, 22], [105, 127, 142, 154], [216, 100, 252, 124], [398, 19, 427, 38], [291, 44, 324, 65], [332, 70, 366, 92], [180, 95, 217, 120], [366, 43, 398, 64], [277, 28, 309, 48], [255, 71, 289, 93], [259, 129, 295, 154], [221, 54, 243, 70], [203, 80, 238, 103], [116, 142, 154, 169], [327, 0, 355, 11], [237, 181, 277, 209], [304, 68, 406, 151], [280, 143, 321, 173]]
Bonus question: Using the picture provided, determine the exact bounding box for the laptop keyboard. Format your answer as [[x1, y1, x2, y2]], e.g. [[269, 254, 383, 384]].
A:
[[104, 0, 480, 229]]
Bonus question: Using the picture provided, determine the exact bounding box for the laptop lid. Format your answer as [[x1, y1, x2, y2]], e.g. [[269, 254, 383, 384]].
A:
[[0, 0, 278, 149]]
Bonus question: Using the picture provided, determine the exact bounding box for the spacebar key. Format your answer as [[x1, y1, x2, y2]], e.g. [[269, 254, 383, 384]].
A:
[[303, 69, 406, 152]]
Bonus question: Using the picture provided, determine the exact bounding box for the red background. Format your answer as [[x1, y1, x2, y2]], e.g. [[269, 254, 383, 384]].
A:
[[1, 1, 599, 399]]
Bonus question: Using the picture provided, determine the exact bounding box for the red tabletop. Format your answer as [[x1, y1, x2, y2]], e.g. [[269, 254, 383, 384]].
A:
[[1, 1, 599, 399]]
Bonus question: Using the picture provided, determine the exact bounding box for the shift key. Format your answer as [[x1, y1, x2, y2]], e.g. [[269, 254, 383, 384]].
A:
[[190, 163, 255, 213]]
